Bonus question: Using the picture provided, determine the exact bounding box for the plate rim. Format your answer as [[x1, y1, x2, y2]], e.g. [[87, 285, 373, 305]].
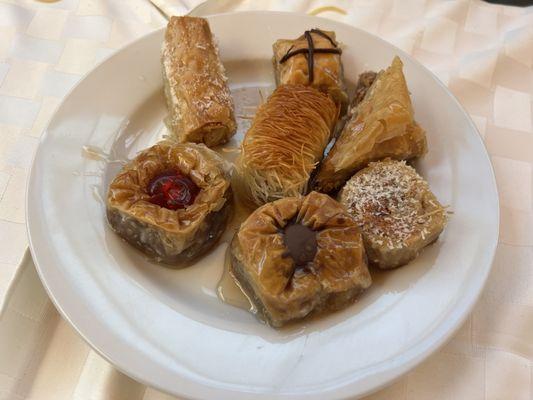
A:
[[25, 10, 500, 400]]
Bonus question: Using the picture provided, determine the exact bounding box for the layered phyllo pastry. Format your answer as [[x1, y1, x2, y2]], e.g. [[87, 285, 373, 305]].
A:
[[230, 191, 371, 327], [313, 57, 427, 193], [107, 141, 232, 264], [273, 29, 348, 113], [162, 16, 236, 147]]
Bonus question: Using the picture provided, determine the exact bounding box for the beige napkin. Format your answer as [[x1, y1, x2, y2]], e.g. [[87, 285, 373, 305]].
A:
[[0, 0, 532, 399]]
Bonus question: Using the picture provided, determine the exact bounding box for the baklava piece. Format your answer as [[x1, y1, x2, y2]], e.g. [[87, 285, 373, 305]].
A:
[[107, 141, 232, 264], [314, 56, 427, 193], [273, 29, 348, 113], [338, 160, 447, 269], [162, 16, 236, 147], [231, 191, 371, 327], [236, 84, 338, 207]]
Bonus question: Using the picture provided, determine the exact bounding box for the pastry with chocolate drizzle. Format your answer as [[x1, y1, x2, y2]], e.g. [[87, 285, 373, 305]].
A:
[[273, 29, 348, 114], [106, 141, 232, 265], [230, 191, 371, 327]]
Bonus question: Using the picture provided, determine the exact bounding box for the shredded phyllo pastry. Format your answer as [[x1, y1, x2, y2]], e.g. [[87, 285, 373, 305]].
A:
[[339, 160, 447, 269], [236, 84, 338, 206]]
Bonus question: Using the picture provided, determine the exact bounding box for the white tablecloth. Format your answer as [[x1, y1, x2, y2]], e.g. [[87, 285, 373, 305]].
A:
[[0, 0, 532, 399]]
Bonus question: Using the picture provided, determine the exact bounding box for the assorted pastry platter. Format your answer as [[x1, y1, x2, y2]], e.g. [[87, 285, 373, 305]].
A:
[[27, 12, 499, 400], [105, 15, 447, 327]]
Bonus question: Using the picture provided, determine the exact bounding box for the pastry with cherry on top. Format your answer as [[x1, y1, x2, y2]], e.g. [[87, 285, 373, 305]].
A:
[[106, 141, 232, 265]]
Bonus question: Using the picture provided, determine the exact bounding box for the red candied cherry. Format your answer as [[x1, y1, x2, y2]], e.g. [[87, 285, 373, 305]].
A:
[[147, 170, 200, 210]]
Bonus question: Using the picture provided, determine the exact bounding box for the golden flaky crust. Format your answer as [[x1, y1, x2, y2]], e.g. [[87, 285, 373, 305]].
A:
[[106, 141, 232, 264], [162, 16, 236, 147], [313, 57, 428, 193], [338, 160, 447, 269], [231, 192, 371, 327], [236, 85, 338, 207], [273, 30, 348, 113]]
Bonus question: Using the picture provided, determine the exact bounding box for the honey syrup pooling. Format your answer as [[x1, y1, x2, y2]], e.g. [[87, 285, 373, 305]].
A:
[[217, 246, 256, 314], [216, 189, 257, 314]]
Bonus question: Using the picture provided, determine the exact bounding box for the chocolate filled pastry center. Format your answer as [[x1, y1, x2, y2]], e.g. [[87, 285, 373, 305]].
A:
[[147, 170, 200, 210], [230, 191, 372, 327], [282, 223, 317, 267]]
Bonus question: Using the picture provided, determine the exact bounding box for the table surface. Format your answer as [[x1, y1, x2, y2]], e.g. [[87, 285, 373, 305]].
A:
[[0, 0, 532, 399]]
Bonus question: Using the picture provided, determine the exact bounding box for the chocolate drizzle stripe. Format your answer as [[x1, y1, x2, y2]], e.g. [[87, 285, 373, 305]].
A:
[[279, 48, 342, 63], [310, 29, 338, 47], [283, 44, 294, 60], [304, 31, 315, 83], [279, 29, 341, 84]]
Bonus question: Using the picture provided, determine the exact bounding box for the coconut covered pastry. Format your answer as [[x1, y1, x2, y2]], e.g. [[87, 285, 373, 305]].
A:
[[338, 159, 447, 269], [106, 141, 232, 264], [230, 191, 371, 327], [313, 56, 427, 193]]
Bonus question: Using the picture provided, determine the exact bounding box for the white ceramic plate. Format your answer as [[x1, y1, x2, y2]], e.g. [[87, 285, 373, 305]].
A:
[[27, 11, 499, 400]]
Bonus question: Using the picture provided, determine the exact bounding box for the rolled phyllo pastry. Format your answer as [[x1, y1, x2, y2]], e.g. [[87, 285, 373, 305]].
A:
[[230, 191, 372, 327], [236, 84, 338, 207], [273, 29, 348, 113], [106, 141, 232, 265], [162, 16, 237, 147], [313, 56, 428, 193]]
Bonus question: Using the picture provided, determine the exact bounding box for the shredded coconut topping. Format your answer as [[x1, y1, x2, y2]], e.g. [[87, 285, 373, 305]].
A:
[[340, 160, 445, 249]]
